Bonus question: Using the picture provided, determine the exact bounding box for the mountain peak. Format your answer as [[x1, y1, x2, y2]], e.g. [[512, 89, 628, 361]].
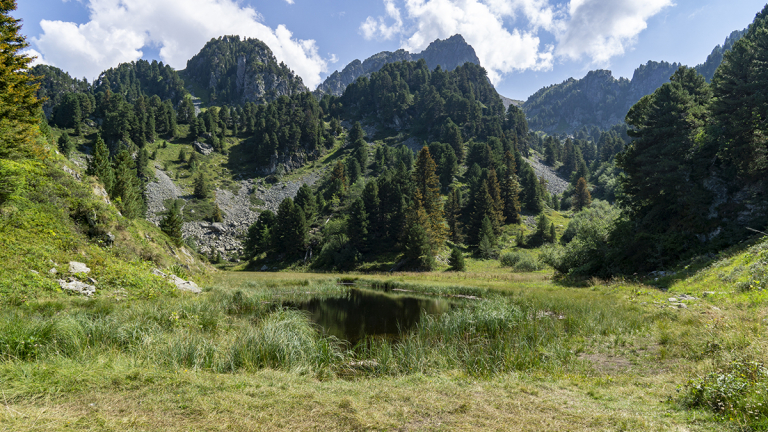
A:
[[315, 34, 480, 97]]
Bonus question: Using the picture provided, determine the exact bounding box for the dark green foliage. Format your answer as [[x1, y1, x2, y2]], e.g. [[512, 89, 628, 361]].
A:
[[294, 183, 317, 223], [403, 216, 435, 271], [178, 148, 187, 162], [274, 198, 307, 256], [95, 59, 185, 105], [184, 36, 307, 104], [478, 215, 496, 248], [57, 133, 74, 158], [111, 149, 145, 219], [193, 172, 209, 199], [347, 198, 369, 251], [160, 201, 184, 246], [31, 64, 90, 119], [448, 247, 465, 271], [695, 29, 747, 81], [346, 158, 361, 186], [445, 187, 463, 244], [86, 135, 114, 193], [573, 177, 591, 212], [212, 203, 223, 223], [535, 213, 552, 243], [245, 210, 276, 258], [428, 141, 458, 190]]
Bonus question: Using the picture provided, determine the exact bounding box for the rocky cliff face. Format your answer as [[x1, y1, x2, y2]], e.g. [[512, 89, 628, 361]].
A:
[[315, 35, 480, 97], [184, 35, 308, 105], [523, 61, 680, 134]]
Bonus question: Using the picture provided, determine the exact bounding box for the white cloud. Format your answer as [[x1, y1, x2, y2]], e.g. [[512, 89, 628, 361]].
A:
[[30, 0, 329, 88], [284, 0, 295, 4], [23, 49, 49, 67], [555, 0, 673, 64], [360, 0, 404, 40], [360, 0, 671, 82]]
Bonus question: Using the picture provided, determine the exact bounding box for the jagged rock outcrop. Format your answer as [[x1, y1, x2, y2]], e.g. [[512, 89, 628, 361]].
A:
[[183, 35, 309, 104], [315, 34, 480, 97]]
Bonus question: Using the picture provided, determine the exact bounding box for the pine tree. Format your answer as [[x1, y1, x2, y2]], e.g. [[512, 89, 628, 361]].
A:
[[294, 183, 317, 223], [403, 197, 435, 270], [212, 203, 223, 222], [87, 135, 114, 194], [348, 198, 369, 251], [178, 148, 187, 162], [0, 0, 42, 159], [448, 246, 466, 271], [470, 180, 494, 245], [349, 121, 365, 144], [193, 172, 209, 199], [412, 147, 447, 250], [487, 168, 504, 230], [445, 187, 463, 244], [111, 149, 144, 219], [478, 215, 496, 247], [362, 180, 381, 244], [58, 132, 74, 158], [535, 213, 550, 242], [275, 198, 307, 256], [347, 157, 361, 185], [573, 177, 592, 211], [160, 201, 184, 246], [245, 210, 276, 257], [549, 223, 556, 243]]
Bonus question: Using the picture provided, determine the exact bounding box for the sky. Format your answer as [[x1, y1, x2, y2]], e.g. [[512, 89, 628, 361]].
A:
[[16, 0, 768, 101]]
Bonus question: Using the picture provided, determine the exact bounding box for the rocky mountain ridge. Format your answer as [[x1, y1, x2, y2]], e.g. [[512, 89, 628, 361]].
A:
[[315, 34, 481, 97]]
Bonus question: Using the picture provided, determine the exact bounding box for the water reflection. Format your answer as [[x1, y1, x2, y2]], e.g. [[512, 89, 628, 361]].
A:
[[287, 288, 451, 344]]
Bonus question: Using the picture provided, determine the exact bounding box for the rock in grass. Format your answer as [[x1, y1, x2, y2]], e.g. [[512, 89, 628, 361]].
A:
[[152, 268, 201, 294], [58, 279, 96, 296], [69, 261, 91, 274]]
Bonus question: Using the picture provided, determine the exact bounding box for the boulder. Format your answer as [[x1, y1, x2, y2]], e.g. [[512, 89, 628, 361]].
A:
[[169, 275, 202, 294], [69, 261, 91, 274], [58, 279, 96, 296], [193, 141, 214, 156]]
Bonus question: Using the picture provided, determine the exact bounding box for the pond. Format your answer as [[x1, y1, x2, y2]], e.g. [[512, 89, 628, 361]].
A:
[[286, 288, 452, 344]]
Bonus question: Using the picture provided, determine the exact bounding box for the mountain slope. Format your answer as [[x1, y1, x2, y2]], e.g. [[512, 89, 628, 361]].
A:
[[316, 35, 480, 97], [182, 35, 309, 105], [523, 29, 746, 134]]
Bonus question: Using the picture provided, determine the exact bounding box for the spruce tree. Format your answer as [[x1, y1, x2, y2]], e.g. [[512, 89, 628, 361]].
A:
[[111, 149, 145, 219], [573, 177, 592, 211], [294, 183, 317, 223], [348, 198, 369, 251], [470, 180, 494, 245], [412, 147, 447, 250], [275, 198, 307, 256], [478, 215, 496, 247], [58, 133, 74, 158], [362, 181, 381, 244], [212, 203, 223, 222], [347, 157, 361, 185], [349, 121, 365, 144], [403, 197, 435, 270], [178, 148, 186, 163], [245, 210, 276, 257], [87, 135, 114, 194], [445, 187, 463, 244], [549, 223, 557, 243], [487, 168, 504, 230], [193, 172, 209, 199], [448, 246, 466, 271], [0, 0, 43, 159], [160, 202, 184, 246]]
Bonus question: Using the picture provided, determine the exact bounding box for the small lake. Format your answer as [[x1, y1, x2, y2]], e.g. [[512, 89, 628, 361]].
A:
[[286, 288, 452, 344]]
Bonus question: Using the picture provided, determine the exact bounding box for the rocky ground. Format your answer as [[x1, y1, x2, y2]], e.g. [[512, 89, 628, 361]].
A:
[[525, 155, 570, 195], [145, 165, 324, 261]]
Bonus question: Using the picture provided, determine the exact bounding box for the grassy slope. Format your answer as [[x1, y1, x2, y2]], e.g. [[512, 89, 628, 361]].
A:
[[2, 234, 768, 430], [0, 128, 209, 305]]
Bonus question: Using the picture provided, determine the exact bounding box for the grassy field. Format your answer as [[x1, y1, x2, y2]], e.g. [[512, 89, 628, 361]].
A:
[[2, 237, 768, 431]]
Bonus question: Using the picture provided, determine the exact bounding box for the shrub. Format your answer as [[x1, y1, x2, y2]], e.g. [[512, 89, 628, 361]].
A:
[[499, 251, 541, 272], [448, 247, 466, 271]]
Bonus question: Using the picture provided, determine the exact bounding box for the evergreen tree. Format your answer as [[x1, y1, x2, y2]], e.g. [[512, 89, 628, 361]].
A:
[[403, 196, 435, 270], [193, 172, 209, 199], [348, 121, 365, 144], [362, 180, 381, 245], [348, 198, 369, 251], [111, 149, 145, 219], [160, 201, 184, 246], [87, 135, 114, 194], [549, 223, 557, 243], [445, 187, 463, 244], [58, 132, 74, 158], [478, 215, 496, 247], [412, 147, 447, 250], [275, 198, 307, 256], [573, 177, 592, 211], [502, 152, 521, 224], [210, 203, 223, 222], [347, 157, 361, 185], [0, 0, 43, 159], [448, 246, 466, 271], [469, 180, 494, 245], [294, 183, 317, 223], [535, 213, 551, 242], [178, 147, 187, 163], [245, 210, 276, 257], [136, 148, 151, 184], [486, 168, 505, 230]]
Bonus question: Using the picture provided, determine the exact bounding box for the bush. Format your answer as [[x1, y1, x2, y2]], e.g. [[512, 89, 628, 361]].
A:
[[499, 251, 541, 272], [448, 247, 466, 271]]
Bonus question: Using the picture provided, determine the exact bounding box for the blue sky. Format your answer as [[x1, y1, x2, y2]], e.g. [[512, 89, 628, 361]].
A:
[[16, 0, 768, 100]]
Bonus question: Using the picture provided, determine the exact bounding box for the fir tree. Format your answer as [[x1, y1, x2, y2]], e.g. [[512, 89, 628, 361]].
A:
[[275, 198, 307, 256], [478, 215, 496, 247], [347, 157, 361, 185], [178, 148, 187, 163], [486, 168, 505, 230], [448, 246, 466, 271], [212, 203, 223, 222], [573, 177, 592, 211], [348, 198, 369, 251], [0, 0, 43, 159], [362, 181, 381, 245], [349, 121, 365, 144], [469, 180, 494, 245], [445, 187, 463, 244], [111, 149, 145, 219], [193, 172, 209, 199], [160, 201, 184, 246], [87, 135, 114, 194], [412, 147, 447, 250], [245, 210, 276, 257], [403, 197, 435, 270], [549, 223, 556, 243], [58, 132, 74, 158], [294, 183, 317, 223], [501, 152, 521, 225]]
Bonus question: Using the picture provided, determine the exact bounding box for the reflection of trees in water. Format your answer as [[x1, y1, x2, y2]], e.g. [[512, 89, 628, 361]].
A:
[[295, 289, 451, 343]]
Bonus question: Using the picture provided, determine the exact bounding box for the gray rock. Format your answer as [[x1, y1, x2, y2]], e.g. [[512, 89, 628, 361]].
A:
[[62, 166, 81, 181], [69, 261, 91, 274], [703, 291, 716, 297], [104, 232, 115, 246], [169, 275, 201, 294], [58, 279, 96, 296], [668, 298, 679, 303], [30, 270, 39, 275], [193, 141, 214, 156], [49, 268, 57, 275]]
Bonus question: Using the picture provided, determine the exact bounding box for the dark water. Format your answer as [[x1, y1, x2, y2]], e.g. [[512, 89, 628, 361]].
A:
[[287, 288, 451, 344]]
